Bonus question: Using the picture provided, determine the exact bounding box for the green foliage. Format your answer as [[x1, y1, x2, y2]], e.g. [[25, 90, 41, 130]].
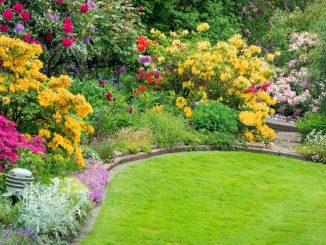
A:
[[133, 0, 240, 42], [13, 149, 77, 185], [190, 101, 238, 134], [199, 131, 238, 150], [296, 113, 326, 140], [114, 128, 154, 154], [70, 78, 134, 138], [139, 111, 196, 148], [82, 146, 103, 162], [18, 178, 91, 243], [89, 142, 115, 162], [0, 198, 20, 226]]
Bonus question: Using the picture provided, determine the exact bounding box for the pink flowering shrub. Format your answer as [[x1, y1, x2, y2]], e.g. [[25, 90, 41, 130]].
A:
[[0, 0, 141, 76], [75, 158, 109, 202], [267, 32, 325, 117], [0, 115, 45, 170]]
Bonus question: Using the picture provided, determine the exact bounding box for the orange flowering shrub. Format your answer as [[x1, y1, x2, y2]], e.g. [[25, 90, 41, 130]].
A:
[[0, 36, 93, 166]]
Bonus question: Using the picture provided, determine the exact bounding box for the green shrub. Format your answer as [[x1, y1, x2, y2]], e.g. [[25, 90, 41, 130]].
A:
[[190, 101, 238, 134], [296, 113, 326, 140], [297, 130, 326, 163], [133, 0, 240, 42], [113, 128, 154, 154], [0, 198, 20, 226], [139, 111, 196, 148], [89, 142, 115, 161], [13, 149, 78, 185], [199, 131, 238, 150]]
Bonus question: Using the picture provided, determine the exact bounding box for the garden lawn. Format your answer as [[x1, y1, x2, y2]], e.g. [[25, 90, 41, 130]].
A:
[[81, 152, 326, 245]]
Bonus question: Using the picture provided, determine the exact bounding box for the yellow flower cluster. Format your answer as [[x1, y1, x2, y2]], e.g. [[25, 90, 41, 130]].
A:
[[0, 36, 93, 167], [168, 34, 277, 141], [197, 23, 210, 32]]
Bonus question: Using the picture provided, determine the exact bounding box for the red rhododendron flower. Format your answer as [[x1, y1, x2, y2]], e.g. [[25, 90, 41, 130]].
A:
[[106, 92, 113, 101], [137, 36, 149, 52], [80, 4, 89, 13], [0, 24, 9, 33], [2, 9, 13, 21], [44, 33, 53, 43], [98, 79, 105, 87], [21, 11, 30, 22], [24, 32, 33, 43], [128, 106, 133, 114], [147, 76, 153, 85], [56, 0, 64, 3], [13, 3, 24, 13], [63, 18, 73, 34], [247, 87, 259, 93], [136, 69, 147, 80], [260, 83, 271, 90], [61, 37, 73, 48]]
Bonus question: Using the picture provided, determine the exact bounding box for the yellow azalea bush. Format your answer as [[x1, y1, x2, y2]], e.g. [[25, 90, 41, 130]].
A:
[[0, 36, 93, 166], [144, 25, 279, 142]]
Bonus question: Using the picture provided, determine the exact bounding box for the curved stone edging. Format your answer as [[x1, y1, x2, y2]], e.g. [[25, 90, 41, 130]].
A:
[[103, 145, 306, 171], [72, 146, 306, 244]]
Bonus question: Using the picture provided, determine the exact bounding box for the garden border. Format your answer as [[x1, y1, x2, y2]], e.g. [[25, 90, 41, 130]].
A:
[[102, 145, 306, 171]]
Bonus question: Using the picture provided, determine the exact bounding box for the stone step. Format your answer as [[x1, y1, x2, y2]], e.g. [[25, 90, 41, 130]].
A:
[[267, 118, 297, 132]]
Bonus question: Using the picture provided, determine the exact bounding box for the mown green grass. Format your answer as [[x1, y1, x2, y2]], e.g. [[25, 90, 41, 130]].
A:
[[81, 152, 326, 245]]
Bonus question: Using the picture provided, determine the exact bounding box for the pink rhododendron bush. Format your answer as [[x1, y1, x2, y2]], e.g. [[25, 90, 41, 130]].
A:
[[267, 32, 325, 117], [0, 115, 45, 172]]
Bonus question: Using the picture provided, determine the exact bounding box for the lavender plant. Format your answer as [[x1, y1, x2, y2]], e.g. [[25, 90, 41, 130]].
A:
[[0, 225, 41, 245]]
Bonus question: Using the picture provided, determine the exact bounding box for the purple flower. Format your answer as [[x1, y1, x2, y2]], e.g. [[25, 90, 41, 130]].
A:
[[75, 159, 109, 202], [153, 71, 161, 77], [109, 77, 117, 83], [44, 13, 59, 22], [87, 0, 97, 9], [83, 36, 90, 44], [119, 66, 127, 73], [138, 55, 152, 64], [14, 23, 24, 32]]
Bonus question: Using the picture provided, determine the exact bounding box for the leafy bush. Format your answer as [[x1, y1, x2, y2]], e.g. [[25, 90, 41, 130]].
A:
[[114, 128, 154, 153], [139, 111, 196, 148], [298, 130, 326, 163], [0, 0, 141, 75], [133, 0, 240, 42], [0, 198, 20, 226], [199, 131, 238, 150], [190, 101, 238, 134], [18, 178, 91, 243], [70, 78, 134, 138], [89, 142, 115, 162], [296, 113, 326, 140], [0, 36, 93, 166]]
